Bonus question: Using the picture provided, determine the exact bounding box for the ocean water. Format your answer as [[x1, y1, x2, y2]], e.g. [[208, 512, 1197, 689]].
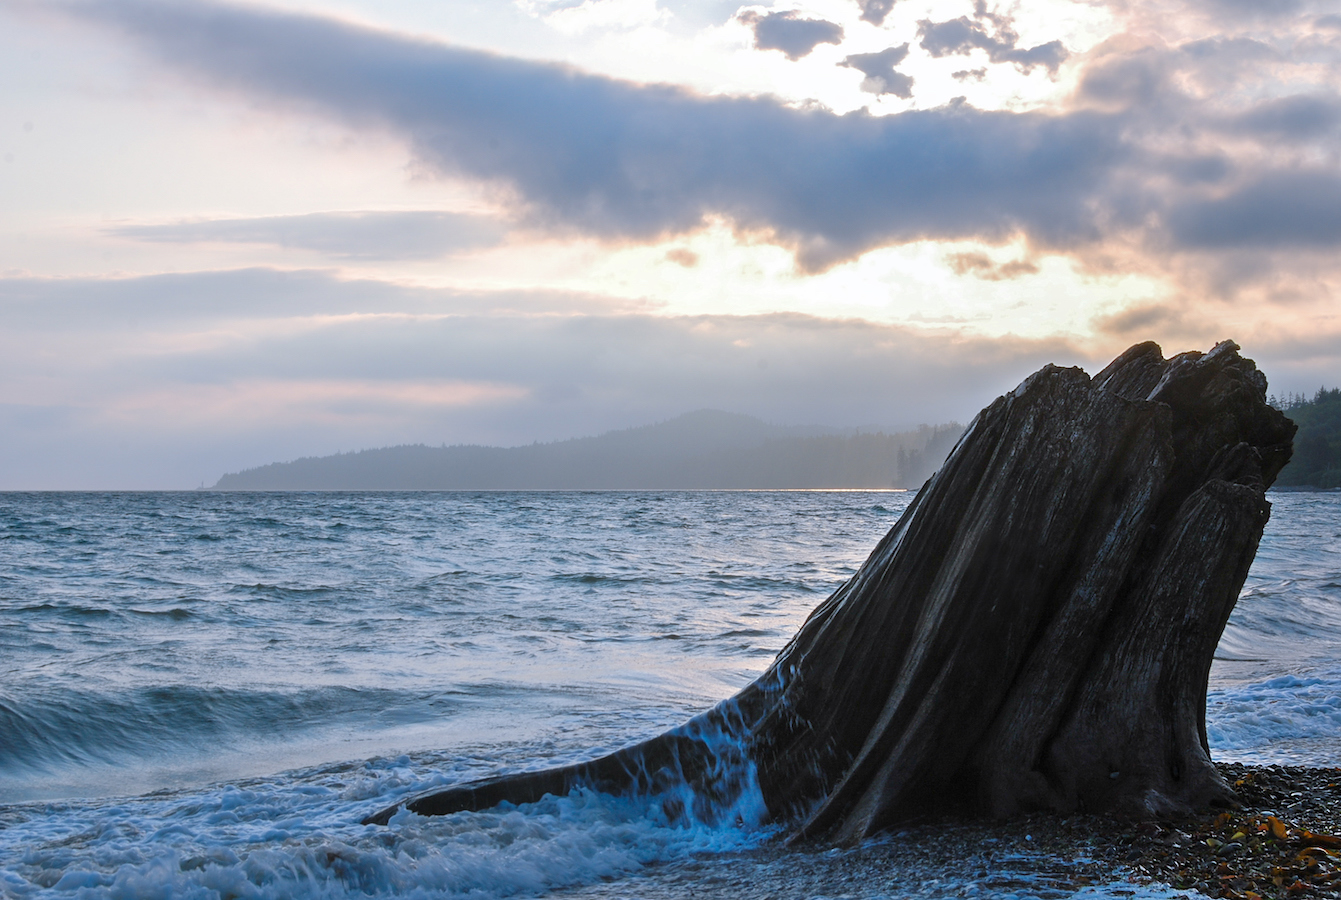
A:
[[0, 490, 1337, 900]]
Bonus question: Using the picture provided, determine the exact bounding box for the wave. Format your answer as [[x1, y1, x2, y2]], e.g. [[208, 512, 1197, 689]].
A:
[[549, 572, 664, 586], [1, 694, 780, 900], [224, 582, 342, 599], [1219, 581, 1341, 662], [1207, 666, 1341, 765], [128, 606, 195, 620], [0, 764, 774, 900], [13, 602, 117, 618], [0, 685, 465, 773]]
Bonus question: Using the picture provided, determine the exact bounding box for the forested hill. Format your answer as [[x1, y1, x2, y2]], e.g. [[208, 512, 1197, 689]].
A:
[[212, 411, 964, 491], [1273, 388, 1341, 489]]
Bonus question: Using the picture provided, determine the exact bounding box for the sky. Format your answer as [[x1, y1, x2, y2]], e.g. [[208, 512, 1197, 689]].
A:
[[1, 0, 1338, 488]]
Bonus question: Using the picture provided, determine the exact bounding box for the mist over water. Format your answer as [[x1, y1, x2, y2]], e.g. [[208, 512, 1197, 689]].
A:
[[0, 490, 1337, 899]]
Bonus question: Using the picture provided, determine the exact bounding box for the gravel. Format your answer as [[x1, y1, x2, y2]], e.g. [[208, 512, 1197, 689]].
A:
[[555, 763, 1341, 900]]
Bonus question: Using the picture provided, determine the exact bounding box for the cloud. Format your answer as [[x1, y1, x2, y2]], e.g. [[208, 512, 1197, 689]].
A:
[[946, 250, 1039, 280], [1224, 94, 1341, 140], [36, 0, 1341, 292], [738, 9, 844, 60], [1075, 43, 1173, 111], [4, 266, 1337, 487], [1094, 301, 1185, 336], [855, 0, 896, 26], [0, 268, 643, 331], [664, 247, 699, 267], [917, 15, 1068, 75], [1194, 0, 1304, 19], [1165, 170, 1341, 249], [108, 211, 508, 259], [840, 45, 914, 98], [0, 268, 1091, 487], [46, 0, 1127, 271], [1057, 23, 1341, 299]]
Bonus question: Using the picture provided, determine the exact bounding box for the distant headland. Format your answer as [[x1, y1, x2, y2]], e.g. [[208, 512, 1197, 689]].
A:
[[211, 410, 964, 491]]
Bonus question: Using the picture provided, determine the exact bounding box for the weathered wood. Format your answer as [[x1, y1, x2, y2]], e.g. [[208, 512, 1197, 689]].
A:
[[364, 340, 1295, 838]]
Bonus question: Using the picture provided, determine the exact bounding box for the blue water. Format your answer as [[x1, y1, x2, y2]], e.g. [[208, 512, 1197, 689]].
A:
[[0, 491, 1338, 899]]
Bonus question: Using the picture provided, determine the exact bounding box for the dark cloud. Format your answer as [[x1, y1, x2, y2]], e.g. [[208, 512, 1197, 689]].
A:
[[1226, 94, 1341, 139], [1165, 170, 1341, 249], [856, 0, 896, 26], [45, 0, 1341, 276], [52, 0, 1128, 270], [1076, 46, 1172, 110], [738, 10, 843, 60], [1178, 36, 1278, 62], [109, 211, 507, 259], [1173, 37, 1281, 98], [917, 16, 1068, 74], [1094, 302, 1185, 337], [1196, 0, 1302, 18], [840, 45, 914, 98], [1157, 153, 1232, 185], [953, 68, 987, 82], [1077, 40, 1333, 153]]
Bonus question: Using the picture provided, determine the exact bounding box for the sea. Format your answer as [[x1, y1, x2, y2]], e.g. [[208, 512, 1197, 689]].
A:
[[1, 490, 1338, 900]]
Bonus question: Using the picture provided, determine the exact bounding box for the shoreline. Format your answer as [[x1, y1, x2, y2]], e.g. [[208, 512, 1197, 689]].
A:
[[1101, 762, 1341, 898], [556, 763, 1341, 900], [829, 762, 1341, 899]]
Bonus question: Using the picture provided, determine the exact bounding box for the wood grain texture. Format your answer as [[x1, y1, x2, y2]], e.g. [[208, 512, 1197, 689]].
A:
[[364, 341, 1296, 840]]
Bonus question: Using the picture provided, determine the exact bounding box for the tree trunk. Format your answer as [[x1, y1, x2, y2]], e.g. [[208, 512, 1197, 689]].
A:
[[364, 340, 1295, 840]]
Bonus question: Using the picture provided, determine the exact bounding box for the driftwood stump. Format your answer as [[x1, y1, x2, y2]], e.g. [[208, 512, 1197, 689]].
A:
[[365, 340, 1295, 841]]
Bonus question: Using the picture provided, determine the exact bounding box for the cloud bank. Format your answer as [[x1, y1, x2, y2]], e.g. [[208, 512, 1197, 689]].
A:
[[39, 0, 1341, 291], [4, 266, 1332, 489], [51, 0, 1126, 271], [0, 269, 1086, 488], [43, 0, 1339, 291]]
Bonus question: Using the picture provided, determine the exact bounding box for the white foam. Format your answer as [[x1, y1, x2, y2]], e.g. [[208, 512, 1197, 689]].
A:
[[0, 754, 776, 900], [1207, 666, 1341, 765]]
